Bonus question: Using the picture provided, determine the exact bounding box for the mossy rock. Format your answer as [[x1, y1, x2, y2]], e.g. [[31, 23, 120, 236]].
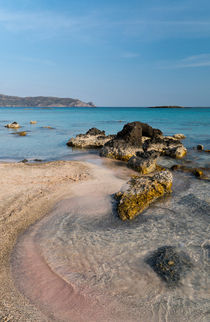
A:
[[116, 170, 173, 220]]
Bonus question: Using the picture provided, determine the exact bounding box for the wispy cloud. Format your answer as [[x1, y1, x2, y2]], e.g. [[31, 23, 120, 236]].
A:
[[158, 54, 210, 69]]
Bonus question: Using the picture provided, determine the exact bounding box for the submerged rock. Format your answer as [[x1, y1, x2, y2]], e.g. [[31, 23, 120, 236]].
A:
[[5, 122, 20, 129], [67, 128, 114, 149], [127, 150, 159, 174], [115, 170, 173, 220], [13, 131, 27, 136], [145, 246, 192, 286]]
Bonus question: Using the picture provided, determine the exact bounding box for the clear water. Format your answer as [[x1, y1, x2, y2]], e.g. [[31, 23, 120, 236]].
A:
[[12, 157, 210, 322], [0, 107, 210, 163]]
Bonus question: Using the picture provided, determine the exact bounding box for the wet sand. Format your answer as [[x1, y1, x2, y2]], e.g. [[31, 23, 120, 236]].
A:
[[0, 161, 90, 321]]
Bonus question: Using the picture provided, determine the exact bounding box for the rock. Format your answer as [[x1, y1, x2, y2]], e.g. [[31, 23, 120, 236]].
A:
[[171, 164, 204, 178], [204, 149, 210, 153], [19, 159, 28, 163], [127, 150, 159, 174], [5, 122, 20, 129], [173, 133, 186, 139], [145, 246, 192, 286], [143, 136, 187, 159], [115, 170, 173, 220], [30, 120, 37, 124], [14, 131, 27, 136], [193, 169, 204, 178], [86, 128, 105, 136], [197, 144, 204, 151], [33, 159, 43, 162], [100, 140, 143, 161], [42, 126, 55, 129], [67, 128, 114, 149], [115, 121, 162, 146], [100, 122, 162, 161]]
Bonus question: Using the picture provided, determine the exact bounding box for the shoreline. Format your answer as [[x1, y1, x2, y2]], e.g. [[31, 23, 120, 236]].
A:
[[0, 160, 90, 321]]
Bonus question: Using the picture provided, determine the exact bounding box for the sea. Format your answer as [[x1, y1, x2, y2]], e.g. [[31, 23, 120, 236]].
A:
[[2, 107, 210, 322], [0, 106, 209, 163]]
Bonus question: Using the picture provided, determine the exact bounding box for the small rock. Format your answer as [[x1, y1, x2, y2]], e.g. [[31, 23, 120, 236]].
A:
[[30, 120, 37, 124], [173, 133, 186, 139], [15, 131, 27, 136], [5, 122, 20, 129], [19, 159, 28, 163], [197, 144, 204, 151], [193, 169, 203, 178], [145, 246, 192, 286]]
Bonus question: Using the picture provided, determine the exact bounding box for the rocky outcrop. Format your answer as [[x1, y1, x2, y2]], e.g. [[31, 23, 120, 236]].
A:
[[143, 136, 187, 159], [127, 150, 159, 174], [145, 246, 192, 286], [5, 122, 20, 129], [100, 122, 162, 161], [67, 128, 114, 149], [115, 170, 173, 220], [30, 121, 37, 124]]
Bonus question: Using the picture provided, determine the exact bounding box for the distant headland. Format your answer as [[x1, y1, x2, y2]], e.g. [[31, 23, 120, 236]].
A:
[[148, 106, 184, 109], [0, 94, 95, 107]]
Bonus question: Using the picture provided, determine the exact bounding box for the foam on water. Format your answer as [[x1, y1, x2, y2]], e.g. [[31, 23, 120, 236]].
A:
[[12, 157, 210, 322]]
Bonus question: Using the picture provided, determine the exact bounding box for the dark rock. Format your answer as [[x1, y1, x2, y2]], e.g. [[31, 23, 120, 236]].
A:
[[86, 128, 105, 136], [197, 144, 204, 151], [115, 122, 142, 146], [33, 159, 43, 162], [19, 159, 28, 163], [146, 246, 192, 286]]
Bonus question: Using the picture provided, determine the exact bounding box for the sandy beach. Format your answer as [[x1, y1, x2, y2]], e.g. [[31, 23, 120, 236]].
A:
[[0, 161, 90, 321]]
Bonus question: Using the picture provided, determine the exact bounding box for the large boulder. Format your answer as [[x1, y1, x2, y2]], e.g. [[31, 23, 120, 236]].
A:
[[67, 128, 114, 149], [127, 150, 160, 174], [143, 136, 187, 159], [145, 246, 192, 286], [5, 122, 20, 129], [100, 122, 162, 161], [115, 170, 173, 220]]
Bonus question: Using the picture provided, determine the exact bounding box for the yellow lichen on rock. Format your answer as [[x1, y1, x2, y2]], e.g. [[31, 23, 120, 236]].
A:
[[116, 170, 173, 220]]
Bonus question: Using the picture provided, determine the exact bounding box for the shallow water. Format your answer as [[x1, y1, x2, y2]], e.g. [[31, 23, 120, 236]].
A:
[[12, 156, 210, 322]]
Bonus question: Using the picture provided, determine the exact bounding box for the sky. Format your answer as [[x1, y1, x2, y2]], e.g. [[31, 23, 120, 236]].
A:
[[0, 0, 210, 106]]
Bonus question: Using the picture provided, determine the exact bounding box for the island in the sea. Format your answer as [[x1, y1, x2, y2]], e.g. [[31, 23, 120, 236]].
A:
[[0, 94, 95, 107], [148, 106, 184, 108]]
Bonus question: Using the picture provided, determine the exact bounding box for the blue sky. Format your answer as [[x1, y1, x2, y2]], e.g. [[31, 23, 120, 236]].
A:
[[0, 0, 210, 106]]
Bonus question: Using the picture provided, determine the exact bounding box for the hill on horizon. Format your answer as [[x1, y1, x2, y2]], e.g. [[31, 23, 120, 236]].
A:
[[0, 94, 95, 107]]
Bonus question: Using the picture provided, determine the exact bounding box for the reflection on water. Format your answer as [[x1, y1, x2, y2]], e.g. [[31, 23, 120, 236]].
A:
[[12, 157, 210, 321]]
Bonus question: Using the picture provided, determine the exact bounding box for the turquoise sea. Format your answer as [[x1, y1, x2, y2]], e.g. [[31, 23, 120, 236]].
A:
[[0, 107, 210, 164]]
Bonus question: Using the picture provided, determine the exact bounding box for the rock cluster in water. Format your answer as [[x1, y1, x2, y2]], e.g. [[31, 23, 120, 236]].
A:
[[66, 122, 187, 220], [5, 122, 21, 129], [115, 170, 173, 220], [67, 122, 187, 168], [145, 246, 193, 286], [67, 128, 115, 149]]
